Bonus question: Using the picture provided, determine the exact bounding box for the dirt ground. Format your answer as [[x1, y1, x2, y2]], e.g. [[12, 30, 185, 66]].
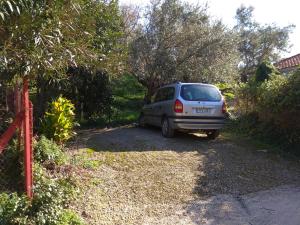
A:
[[70, 125, 300, 225]]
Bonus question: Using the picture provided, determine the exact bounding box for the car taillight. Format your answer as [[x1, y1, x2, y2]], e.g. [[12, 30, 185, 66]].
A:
[[222, 102, 227, 114], [174, 99, 183, 113]]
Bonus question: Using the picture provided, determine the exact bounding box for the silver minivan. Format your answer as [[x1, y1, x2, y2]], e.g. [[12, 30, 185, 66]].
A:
[[138, 82, 227, 139]]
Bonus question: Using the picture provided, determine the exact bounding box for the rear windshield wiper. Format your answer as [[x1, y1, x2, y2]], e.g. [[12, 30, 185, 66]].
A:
[[194, 98, 210, 101]]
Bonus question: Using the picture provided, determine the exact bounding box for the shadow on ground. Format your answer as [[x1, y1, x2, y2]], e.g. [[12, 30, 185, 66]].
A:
[[72, 126, 300, 225], [74, 125, 300, 196]]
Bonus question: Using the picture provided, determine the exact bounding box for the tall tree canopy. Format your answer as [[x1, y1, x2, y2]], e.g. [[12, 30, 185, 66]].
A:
[[235, 5, 294, 81], [128, 0, 239, 100], [0, 0, 124, 82], [0, 0, 125, 121]]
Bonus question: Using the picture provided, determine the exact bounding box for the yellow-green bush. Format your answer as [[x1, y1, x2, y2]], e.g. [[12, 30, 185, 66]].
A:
[[41, 96, 77, 143]]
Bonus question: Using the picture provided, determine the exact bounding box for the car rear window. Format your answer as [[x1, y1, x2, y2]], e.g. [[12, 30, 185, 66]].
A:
[[180, 85, 221, 101]]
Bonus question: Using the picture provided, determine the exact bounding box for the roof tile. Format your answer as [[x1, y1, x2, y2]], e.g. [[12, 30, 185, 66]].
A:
[[275, 53, 300, 69]]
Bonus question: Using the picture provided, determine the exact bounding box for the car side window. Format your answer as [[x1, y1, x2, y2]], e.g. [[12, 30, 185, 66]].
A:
[[154, 87, 175, 102], [164, 87, 175, 101], [154, 89, 163, 103]]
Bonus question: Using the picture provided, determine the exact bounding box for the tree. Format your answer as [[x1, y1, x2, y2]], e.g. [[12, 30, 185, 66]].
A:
[[65, 67, 113, 121], [235, 5, 294, 82], [255, 61, 280, 83], [129, 0, 239, 101], [0, 0, 100, 81], [0, 0, 125, 121]]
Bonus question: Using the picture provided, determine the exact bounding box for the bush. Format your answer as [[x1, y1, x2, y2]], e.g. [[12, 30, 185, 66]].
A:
[[41, 96, 76, 143], [0, 193, 30, 225], [65, 67, 113, 122], [57, 210, 85, 225], [34, 136, 67, 165], [215, 83, 236, 101], [234, 68, 300, 153], [0, 164, 84, 225], [255, 60, 280, 82], [0, 140, 23, 192], [30, 165, 79, 225]]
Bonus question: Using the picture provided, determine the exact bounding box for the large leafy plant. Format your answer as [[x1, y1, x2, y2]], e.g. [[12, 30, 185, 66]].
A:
[[41, 96, 76, 143]]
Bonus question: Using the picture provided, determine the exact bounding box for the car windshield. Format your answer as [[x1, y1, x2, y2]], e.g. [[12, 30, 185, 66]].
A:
[[180, 85, 221, 101]]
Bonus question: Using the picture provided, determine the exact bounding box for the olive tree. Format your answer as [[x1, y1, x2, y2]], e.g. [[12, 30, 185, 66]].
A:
[[128, 0, 239, 101], [235, 5, 294, 81]]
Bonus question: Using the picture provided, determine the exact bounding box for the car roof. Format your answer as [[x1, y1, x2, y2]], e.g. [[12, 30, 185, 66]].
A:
[[159, 82, 218, 89]]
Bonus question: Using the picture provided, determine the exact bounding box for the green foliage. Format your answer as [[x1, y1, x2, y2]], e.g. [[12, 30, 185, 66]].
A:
[[79, 73, 146, 127], [0, 0, 126, 129], [0, 193, 30, 225], [31, 165, 79, 225], [235, 5, 294, 81], [255, 61, 280, 82], [57, 210, 85, 225], [0, 0, 99, 81], [0, 140, 23, 192], [234, 69, 300, 153], [129, 0, 239, 100], [64, 67, 113, 121], [71, 148, 102, 170], [215, 83, 236, 101], [41, 96, 76, 143], [0, 164, 84, 225], [34, 136, 67, 165], [111, 74, 146, 125], [235, 81, 259, 114]]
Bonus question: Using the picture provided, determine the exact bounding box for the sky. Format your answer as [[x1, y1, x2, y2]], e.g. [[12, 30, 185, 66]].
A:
[[119, 0, 299, 59]]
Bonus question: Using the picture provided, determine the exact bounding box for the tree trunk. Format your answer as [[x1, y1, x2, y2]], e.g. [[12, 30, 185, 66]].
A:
[[144, 86, 156, 104]]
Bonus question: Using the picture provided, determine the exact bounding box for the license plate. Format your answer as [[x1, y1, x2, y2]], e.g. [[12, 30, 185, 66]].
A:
[[195, 107, 211, 113]]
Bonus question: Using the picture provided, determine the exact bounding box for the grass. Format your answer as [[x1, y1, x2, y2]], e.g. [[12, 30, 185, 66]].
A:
[[80, 74, 146, 128], [110, 74, 146, 126], [71, 148, 103, 170], [222, 122, 300, 160], [222, 131, 277, 151]]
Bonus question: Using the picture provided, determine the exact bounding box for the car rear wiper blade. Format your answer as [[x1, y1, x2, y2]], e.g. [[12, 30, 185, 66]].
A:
[[194, 98, 209, 101]]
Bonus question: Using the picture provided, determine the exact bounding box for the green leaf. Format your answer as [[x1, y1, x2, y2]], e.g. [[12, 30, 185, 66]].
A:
[[0, 12, 4, 20], [6, 1, 14, 13]]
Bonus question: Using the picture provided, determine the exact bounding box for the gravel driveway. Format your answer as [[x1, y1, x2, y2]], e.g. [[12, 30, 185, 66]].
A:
[[71, 125, 300, 225]]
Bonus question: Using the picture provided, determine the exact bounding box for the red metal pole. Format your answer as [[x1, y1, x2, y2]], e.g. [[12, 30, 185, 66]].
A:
[[23, 78, 33, 199], [29, 101, 33, 192], [0, 111, 24, 153]]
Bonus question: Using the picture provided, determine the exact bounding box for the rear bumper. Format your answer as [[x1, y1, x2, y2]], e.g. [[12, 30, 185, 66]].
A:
[[170, 116, 226, 130]]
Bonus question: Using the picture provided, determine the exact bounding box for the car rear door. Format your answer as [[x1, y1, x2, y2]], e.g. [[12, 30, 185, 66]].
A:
[[179, 84, 224, 118]]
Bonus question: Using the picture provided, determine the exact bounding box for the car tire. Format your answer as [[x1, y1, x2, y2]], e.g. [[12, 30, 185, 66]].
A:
[[138, 113, 147, 128], [162, 117, 174, 138], [206, 130, 220, 140]]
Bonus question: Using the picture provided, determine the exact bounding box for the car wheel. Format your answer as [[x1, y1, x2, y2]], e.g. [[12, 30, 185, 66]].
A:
[[162, 117, 174, 138], [206, 130, 220, 140], [138, 114, 147, 127]]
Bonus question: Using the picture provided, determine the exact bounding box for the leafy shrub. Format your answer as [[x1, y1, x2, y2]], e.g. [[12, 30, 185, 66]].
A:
[[255, 60, 280, 82], [65, 67, 113, 121], [0, 140, 23, 192], [234, 68, 300, 153], [57, 210, 85, 225], [0, 165, 84, 225], [215, 83, 236, 101], [41, 96, 76, 143], [0, 193, 30, 225], [235, 81, 259, 115], [30, 164, 79, 225], [34, 136, 67, 165]]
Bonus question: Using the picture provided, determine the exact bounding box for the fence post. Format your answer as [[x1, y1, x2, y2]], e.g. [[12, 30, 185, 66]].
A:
[[23, 78, 33, 199]]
